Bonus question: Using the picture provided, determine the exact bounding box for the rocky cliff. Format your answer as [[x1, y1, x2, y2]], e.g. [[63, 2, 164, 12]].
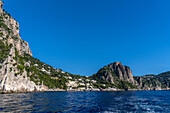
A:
[[95, 62, 134, 84], [0, 1, 43, 93], [91, 62, 137, 90]]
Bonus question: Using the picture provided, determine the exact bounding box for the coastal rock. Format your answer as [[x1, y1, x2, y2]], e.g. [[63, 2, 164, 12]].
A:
[[109, 62, 134, 83], [93, 62, 135, 84]]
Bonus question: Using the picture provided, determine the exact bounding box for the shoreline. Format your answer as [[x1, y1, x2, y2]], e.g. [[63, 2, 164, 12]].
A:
[[44, 88, 170, 92], [0, 90, 43, 94], [1, 88, 169, 94]]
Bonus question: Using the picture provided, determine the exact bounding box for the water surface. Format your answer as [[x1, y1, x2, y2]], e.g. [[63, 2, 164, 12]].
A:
[[0, 91, 170, 112]]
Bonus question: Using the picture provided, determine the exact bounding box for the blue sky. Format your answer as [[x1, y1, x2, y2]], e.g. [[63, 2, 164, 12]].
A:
[[3, 0, 170, 76]]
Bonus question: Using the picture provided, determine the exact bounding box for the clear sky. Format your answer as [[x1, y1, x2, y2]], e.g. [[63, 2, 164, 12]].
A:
[[3, 0, 170, 76]]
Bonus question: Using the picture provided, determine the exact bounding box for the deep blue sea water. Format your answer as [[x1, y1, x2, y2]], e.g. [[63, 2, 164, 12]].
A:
[[0, 91, 170, 113]]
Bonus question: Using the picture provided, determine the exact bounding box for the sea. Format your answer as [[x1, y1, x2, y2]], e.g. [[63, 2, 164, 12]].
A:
[[0, 90, 169, 113]]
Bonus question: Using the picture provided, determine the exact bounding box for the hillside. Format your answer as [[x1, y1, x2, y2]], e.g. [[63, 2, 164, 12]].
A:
[[134, 72, 170, 90]]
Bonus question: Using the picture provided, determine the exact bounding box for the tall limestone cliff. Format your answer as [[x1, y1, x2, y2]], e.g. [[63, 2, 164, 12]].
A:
[[0, 1, 42, 93]]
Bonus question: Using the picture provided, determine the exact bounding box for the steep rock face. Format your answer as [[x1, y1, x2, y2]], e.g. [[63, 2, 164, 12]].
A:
[[94, 62, 134, 84], [109, 62, 134, 83], [0, 1, 42, 93], [91, 62, 137, 90], [0, 1, 32, 56]]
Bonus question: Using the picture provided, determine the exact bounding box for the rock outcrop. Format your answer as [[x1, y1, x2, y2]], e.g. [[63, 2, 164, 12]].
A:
[[109, 62, 134, 83], [92, 62, 135, 87]]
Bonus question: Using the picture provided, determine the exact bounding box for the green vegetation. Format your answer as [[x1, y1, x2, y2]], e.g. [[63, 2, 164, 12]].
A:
[[10, 67, 12, 72], [0, 16, 12, 34], [0, 32, 4, 37], [17, 65, 24, 70], [116, 80, 137, 90], [13, 51, 69, 89], [12, 36, 19, 41], [0, 40, 11, 63]]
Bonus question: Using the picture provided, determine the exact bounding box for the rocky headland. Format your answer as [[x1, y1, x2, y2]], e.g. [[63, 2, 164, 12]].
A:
[[0, 0, 169, 93]]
